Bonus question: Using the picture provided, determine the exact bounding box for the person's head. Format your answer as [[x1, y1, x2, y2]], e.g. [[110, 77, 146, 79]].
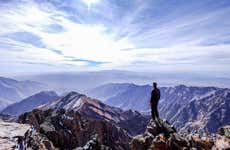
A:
[[153, 82, 157, 89]]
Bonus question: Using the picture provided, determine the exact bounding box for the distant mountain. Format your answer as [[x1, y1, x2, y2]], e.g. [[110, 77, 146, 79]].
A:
[[86, 83, 137, 101], [42, 91, 149, 135], [18, 70, 230, 93], [1, 91, 59, 116], [0, 77, 49, 110], [171, 88, 230, 133], [87, 83, 152, 111], [89, 83, 229, 132]]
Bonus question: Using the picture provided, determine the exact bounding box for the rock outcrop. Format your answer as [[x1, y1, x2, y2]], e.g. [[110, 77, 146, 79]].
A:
[[0, 120, 30, 149], [130, 119, 189, 150], [18, 108, 131, 149], [131, 119, 230, 150]]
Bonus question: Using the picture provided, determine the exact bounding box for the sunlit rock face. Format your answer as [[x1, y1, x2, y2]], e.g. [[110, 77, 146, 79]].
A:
[[19, 109, 131, 149], [0, 120, 30, 149], [41, 91, 149, 136]]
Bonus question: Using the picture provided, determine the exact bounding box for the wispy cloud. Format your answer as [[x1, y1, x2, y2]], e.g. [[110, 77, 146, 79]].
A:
[[0, 0, 230, 77]]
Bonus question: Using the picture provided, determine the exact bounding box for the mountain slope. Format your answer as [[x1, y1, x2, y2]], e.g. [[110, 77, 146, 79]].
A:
[[42, 91, 149, 135], [86, 83, 136, 102], [0, 77, 49, 110], [2, 91, 58, 116], [171, 88, 230, 132]]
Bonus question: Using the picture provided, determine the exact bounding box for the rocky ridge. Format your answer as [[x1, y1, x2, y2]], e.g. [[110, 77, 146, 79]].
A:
[[18, 109, 131, 149], [131, 119, 230, 150]]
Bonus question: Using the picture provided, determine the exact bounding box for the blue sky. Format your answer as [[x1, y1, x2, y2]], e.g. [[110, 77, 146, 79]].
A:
[[0, 0, 230, 77]]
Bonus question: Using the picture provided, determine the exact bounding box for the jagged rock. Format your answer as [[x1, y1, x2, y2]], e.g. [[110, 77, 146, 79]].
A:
[[145, 119, 176, 137], [74, 134, 111, 150], [130, 119, 189, 150], [168, 133, 189, 149], [21, 128, 56, 150], [150, 136, 169, 150], [213, 134, 230, 149], [0, 120, 30, 150], [218, 125, 230, 138], [19, 108, 131, 149], [131, 133, 154, 150]]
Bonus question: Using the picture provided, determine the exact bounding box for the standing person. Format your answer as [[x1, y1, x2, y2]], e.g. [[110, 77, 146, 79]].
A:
[[150, 82, 161, 120]]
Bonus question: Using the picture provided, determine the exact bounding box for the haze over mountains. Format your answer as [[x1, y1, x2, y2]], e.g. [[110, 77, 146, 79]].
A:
[[0, 77, 49, 110], [17, 70, 230, 92], [2, 91, 59, 116]]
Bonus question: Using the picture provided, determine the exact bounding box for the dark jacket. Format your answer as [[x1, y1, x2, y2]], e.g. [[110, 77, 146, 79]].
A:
[[150, 88, 160, 104]]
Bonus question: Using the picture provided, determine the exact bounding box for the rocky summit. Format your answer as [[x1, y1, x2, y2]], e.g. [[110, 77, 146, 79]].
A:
[[18, 109, 131, 150], [131, 119, 230, 150]]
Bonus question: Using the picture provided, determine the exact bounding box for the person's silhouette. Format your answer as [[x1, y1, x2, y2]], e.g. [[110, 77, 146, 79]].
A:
[[150, 82, 161, 120]]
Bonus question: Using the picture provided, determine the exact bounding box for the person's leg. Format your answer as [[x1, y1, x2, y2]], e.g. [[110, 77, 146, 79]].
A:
[[152, 104, 159, 121], [151, 105, 155, 120], [155, 108, 159, 118], [155, 104, 159, 118]]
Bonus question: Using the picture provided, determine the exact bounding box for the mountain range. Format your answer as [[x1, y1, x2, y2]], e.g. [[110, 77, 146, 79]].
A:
[[18, 70, 230, 93], [0, 77, 49, 110], [0, 75, 229, 134], [6, 91, 229, 149], [88, 83, 230, 132]]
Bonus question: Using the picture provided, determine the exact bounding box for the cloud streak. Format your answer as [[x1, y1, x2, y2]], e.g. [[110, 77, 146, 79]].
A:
[[0, 0, 230, 77]]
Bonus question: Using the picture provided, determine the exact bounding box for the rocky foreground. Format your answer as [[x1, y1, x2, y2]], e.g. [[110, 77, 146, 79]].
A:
[[0, 114, 230, 149], [0, 120, 30, 150], [131, 119, 230, 150]]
